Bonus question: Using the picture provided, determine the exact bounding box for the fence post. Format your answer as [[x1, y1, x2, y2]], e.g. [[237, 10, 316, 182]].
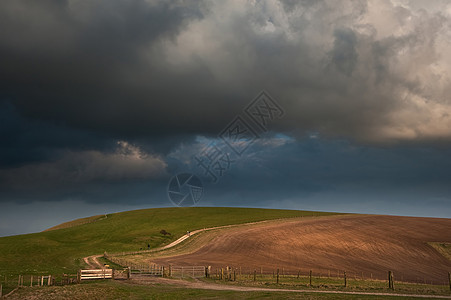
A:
[[0, 284, 2, 297], [41, 275, 44, 286], [233, 269, 236, 281], [169, 265, 172, 277], [276, 269, 279, 284], [448, 272, 451, 291], [77, 270, 81, 283], [388, 271, 393, 289], [253, 270, 256, 281], [112, 269, 115, 280], [388, 271, 391, 288], [344, 271, 347, 287], [309, 270, 312, 286], [31, 275, 33, 287], [391, 271, 395, 290], [388, 271, 391, 289], [391, 271, 394, 289], [297, 270, 300, 279]]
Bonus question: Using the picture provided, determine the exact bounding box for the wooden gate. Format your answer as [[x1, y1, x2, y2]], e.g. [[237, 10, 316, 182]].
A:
[[78, 269, 113, 281]]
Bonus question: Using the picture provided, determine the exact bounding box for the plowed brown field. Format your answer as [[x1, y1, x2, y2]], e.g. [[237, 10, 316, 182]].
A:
[[152, 215, 451, 284]]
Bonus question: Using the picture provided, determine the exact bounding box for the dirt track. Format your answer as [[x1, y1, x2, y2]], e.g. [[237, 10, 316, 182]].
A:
[[151, 215, 451, 284], [83, 255, 103, 269]]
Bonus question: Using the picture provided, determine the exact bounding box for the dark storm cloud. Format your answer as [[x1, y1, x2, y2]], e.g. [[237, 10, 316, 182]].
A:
[[0, 0, 451, 217], [0, 0, 222, 137], [0, 100, 117, 167], [1, 0, 450, 145]]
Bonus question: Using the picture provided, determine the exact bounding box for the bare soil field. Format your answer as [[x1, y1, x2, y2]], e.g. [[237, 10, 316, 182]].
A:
[[150, 215, 451, 285]]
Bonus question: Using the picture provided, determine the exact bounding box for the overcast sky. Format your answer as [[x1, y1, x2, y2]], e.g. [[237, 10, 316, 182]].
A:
[[1, 0, 451, 236]]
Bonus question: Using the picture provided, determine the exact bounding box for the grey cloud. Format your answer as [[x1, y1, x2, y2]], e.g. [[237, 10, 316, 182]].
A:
[[164, 134, 451, 214], [331, 28, 358, 76], [0, 141, 167, 187], [0, 0, 450, 145], [1, 0, 451, 217], [0, 140, 168, 204]]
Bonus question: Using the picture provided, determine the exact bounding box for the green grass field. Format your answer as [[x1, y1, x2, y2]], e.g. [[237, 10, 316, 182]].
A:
[[0, 207, 337, 278], [1, 207, 449, 299], [429, 242, 451, 261], [4, 280, 439, 300], [202, 273, 451, 296]]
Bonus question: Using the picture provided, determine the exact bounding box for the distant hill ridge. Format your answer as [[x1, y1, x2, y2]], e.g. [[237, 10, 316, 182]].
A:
[[0, 207, 336, 275], [44, 215, 107, 232]]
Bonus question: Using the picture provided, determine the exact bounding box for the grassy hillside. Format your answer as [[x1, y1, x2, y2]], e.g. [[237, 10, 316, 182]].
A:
[[429, 242, 451, 261], [0, 207, 338, 276], [44, 215, 106, 231]]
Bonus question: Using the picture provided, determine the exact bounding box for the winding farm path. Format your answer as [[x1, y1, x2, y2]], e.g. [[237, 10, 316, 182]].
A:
[[82, 216, 301, 268], [84, 214, 451, 285], [83, 254, 103, 269]]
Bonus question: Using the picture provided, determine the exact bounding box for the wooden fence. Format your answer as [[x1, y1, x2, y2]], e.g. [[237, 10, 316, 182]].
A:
[[0, 273, 79, 297], [206, 266, 451, 290], [104, 249, 451, 287]]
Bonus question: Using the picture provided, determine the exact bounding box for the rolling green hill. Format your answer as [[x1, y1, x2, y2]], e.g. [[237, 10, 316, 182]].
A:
[[0, 207, 339, 276]]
